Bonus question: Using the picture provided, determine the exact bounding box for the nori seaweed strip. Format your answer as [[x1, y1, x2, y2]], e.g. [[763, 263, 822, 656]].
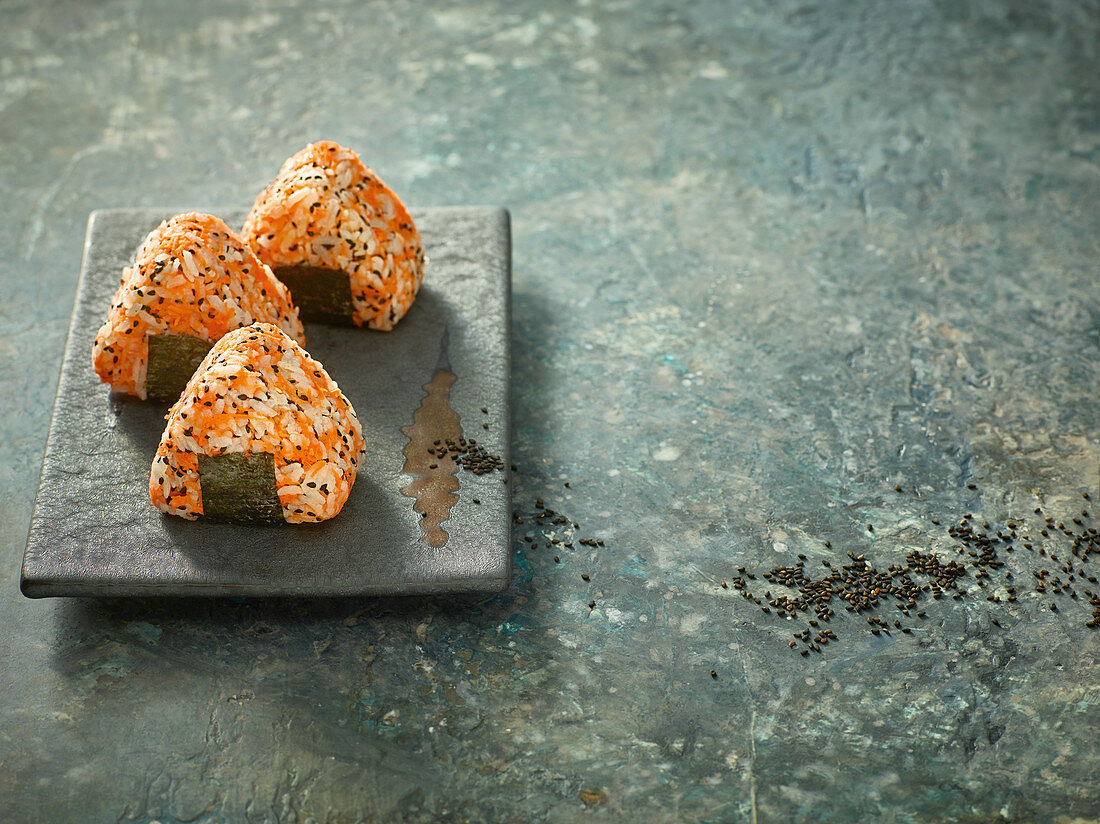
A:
[[197, 452, 284, 523], [272, 265, 355, 326], [146, 333, 214, 402]]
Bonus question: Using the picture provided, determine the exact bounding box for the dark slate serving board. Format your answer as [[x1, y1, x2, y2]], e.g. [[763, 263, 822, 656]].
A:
[[21, 207, 512, 597]]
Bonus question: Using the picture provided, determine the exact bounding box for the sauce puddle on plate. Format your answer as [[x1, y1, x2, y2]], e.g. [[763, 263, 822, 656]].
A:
[[401, 367, 462, 547]]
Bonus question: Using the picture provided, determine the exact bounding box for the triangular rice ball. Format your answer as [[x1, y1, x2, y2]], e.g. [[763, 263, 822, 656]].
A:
[[241, 141, 425, 330], [93, 212, 305, 401], [150, 322, 363, 523]]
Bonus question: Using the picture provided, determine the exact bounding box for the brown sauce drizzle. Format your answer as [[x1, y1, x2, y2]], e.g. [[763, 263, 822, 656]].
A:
[[400, 369, 462, 547]]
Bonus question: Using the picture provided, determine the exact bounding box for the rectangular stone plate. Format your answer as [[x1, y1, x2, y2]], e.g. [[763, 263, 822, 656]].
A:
[[21, 207, 512, 597]]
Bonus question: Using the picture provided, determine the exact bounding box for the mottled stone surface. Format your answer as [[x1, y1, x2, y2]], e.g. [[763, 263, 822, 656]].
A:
[[1, 1, 1098, 822]]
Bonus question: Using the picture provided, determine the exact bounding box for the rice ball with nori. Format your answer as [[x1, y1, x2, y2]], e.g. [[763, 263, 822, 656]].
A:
[[93, 212, 305, 401], [241, 141, 425, 330], [150, 322, 364, 523]]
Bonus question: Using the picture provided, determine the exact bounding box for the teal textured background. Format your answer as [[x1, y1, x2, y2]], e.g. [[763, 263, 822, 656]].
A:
[[1, 1, 1098, 821]]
